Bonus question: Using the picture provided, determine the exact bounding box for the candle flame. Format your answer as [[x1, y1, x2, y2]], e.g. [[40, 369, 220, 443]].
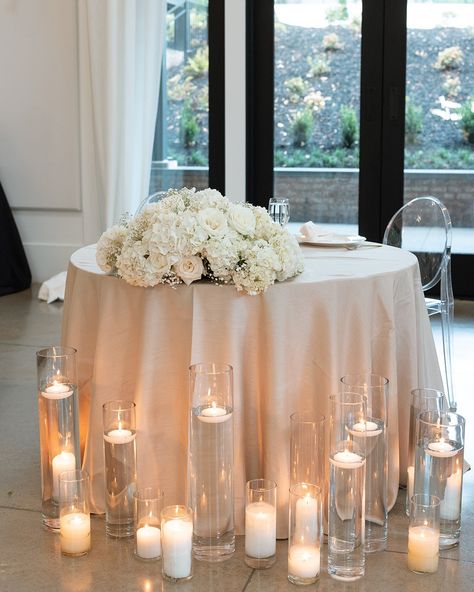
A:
[[211, 401, 217, 410]]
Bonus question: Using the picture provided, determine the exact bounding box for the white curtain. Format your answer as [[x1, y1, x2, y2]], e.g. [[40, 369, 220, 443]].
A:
[[78, 0, 166, 231]]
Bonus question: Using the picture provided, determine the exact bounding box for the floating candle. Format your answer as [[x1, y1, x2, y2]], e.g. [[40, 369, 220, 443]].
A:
[[330, 450, 365, 469], [198, 402, 231, 424], [103, 428, 136, 444], [427, 439, 457, 458]]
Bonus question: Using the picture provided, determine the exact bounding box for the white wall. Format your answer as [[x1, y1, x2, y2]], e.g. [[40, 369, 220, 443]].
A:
[[0, 0, 98, 282]]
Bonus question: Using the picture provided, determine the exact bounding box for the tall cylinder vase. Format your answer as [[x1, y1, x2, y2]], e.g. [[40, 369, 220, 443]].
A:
[[37, 346, 80, 530], [414, 410, 465, 549], [188, 363, 234, 562], [341, 373, 388, 553], [103, 400, 137, 538], [328, 393, 366, 582], [406, 389, 447, 515]]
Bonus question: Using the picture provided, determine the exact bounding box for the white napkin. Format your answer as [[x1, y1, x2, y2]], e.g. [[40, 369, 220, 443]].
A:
[[38, 271, 67, 303], [299, 221, 335, 241]]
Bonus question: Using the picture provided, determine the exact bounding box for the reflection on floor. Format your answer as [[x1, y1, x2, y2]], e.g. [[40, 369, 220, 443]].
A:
[[0, 288, 473, 591]]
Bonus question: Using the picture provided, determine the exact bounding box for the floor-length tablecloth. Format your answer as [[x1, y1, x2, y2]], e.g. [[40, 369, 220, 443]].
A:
[[62, 243, 443, 536]]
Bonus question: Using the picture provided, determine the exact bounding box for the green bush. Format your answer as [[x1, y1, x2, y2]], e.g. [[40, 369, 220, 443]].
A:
[[284, 77, 307, 101], [181, 102, 199, 147], [291, 109, 314, 147], [184, 46, 209, 78], [307, 55, 331, 78], [442, 75, 461, 98], [460, 97, 474, 144], [323, 33, 342, 52], [326, 0, 349, 23], [405, 99, 424, 144], [339, 106, 358, 148], [434, 46, 463, 71]]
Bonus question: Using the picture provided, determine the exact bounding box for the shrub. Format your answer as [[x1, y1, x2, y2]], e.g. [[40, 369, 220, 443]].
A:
[[323, 33, 342, 52], [460, 97, 474, 144], [434, 46, 463, 71], [184, 46, 209, 77], [190, 8, 206, 31], [326, 0, 348, 23], [168, 75, 195, 101], [339, 105, 358, 148], [181, 102, 199, 147], [405, 99, 423, 144], [291, 109, 314, 147], [307, 55, 331, 78], [285, 76, 307, 101], [304, 90, 327, 113], [443, 75, 461, 98]]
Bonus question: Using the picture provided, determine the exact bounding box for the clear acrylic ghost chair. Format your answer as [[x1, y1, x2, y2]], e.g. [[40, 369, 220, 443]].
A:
[[383, 196, 455, 411]]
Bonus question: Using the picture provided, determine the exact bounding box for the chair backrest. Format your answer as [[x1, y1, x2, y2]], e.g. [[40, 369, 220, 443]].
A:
[[383, 196, 452, 291]]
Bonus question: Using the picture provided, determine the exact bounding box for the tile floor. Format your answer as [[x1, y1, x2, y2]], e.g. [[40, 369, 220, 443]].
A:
[[0, 288, 473, 592]]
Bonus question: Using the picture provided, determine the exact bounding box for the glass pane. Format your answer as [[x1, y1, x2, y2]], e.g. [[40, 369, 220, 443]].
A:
[[405, 1, 474, 254], [274, 0, 362, 235], [150, 0, 209, 193]]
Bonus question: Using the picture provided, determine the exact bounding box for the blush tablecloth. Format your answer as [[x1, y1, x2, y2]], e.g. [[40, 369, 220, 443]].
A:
[[62, 243, 443, 536]]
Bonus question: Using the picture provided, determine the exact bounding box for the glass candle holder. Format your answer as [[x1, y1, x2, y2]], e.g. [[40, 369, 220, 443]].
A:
[[414, 410, 465, 549], [341, 373, 388, 553], [406, 389, 447, 516], [328, 393, 366, 582], [37, 346, 80, 530], [103, 400, 137, 538], [161, 505, 193, 582], [268, 197, 290, 226], [134, 487, 164, 561], [59, 469, 90, 557], [288, 483, 322, 586], [408, 494, 440, 574], [245, 479, 277, 569], [290, 411, 326, 488], [188, 363, 234, 562]]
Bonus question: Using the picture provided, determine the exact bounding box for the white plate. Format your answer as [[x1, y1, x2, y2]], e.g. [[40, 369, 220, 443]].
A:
[[297, 234, 367, 247]]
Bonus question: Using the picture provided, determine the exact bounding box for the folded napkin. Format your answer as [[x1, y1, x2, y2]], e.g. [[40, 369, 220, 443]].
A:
[[38, 271, 67, 303], [299, 221, 335, 241]]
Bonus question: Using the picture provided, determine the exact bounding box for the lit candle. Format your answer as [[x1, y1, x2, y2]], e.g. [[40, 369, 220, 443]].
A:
[[427, 439, 456, 458], [288, 544, 320, 579], [245, 501, 276, 559], [407, 465, 414, 507], [42, 381, 73, 400], [52, 451, 76, 500], [407, 525, 439, 573], [103, 428, 136, 444], [295, 495, 319, 541], [330, 450, 365, 469], [198, 401, 231, 424], [349, 420, 382, 437], [162, 519, 193, 579], [136, 524, 161, 559], [440, 469, 462, 520], [60, 512, 91, 555]]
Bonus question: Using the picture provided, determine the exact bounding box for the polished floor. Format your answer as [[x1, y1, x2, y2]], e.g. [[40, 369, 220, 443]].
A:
[[0, 288, 473, 592]]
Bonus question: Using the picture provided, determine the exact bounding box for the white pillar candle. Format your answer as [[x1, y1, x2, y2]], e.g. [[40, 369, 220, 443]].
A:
[[440, 470, 462, 520], [52, 451, 76, 500], [60, 512, 91, 555], [407, 525, 439, 573], [103, 428, 136, 444], [295, 495, 318, 541], [245, 501, 276, 558], [288, 544, 320, 579], [198, 402, 232, 424], [42, 381, 73, 400], [427, 440, 456, 458], [136, 525, 161, 559], [162, 519, 193, 579], [407, 465, 414, 507]]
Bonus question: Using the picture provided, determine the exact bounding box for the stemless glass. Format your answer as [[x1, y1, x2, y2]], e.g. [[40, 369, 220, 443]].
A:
[[59, 469, 91, 557], [268, 197, 290, 226]]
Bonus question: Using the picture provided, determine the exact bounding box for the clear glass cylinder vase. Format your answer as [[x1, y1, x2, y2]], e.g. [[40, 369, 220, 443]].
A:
[[245, 479, 277, 569], [408, 494, 440, 574], [134, 487, 164, 560], [188, 363, 234, 562], [406, 389, 447, 515], [37, 346, 80, 530], [161, 505, 193, 582], [328, 393, 366, 582], [102, 400, 137, 538], [59, 469, 90, 557], [288, 483, 322, 586], [340, 373, 388, 553], [414, 410, 465, 549]]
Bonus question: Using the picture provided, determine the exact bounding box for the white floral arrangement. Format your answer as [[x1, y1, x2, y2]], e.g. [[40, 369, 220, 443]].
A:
[[96, 187, 304, 295]]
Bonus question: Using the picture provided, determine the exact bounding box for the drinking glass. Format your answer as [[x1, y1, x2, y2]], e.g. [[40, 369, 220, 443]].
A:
[[268, 197, 290, 226]]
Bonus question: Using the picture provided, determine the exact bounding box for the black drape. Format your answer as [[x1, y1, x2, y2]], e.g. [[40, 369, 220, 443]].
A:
[[0, 182, 31, 295]]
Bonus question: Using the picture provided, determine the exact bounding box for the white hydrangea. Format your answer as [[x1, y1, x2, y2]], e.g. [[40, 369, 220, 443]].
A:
[[95, 187, 304, 294]]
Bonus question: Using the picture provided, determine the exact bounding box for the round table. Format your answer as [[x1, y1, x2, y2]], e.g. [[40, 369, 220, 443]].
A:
[[62, 243, 442, 536]]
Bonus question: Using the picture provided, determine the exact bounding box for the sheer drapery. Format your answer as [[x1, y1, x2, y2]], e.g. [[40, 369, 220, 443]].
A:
[[78, 0, 165, 230]]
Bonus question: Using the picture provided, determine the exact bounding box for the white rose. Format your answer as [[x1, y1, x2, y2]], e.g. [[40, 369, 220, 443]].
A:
[[198, 207, 228, 236], [229, 204, 256, 236], [173, 256, 204, 285]]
